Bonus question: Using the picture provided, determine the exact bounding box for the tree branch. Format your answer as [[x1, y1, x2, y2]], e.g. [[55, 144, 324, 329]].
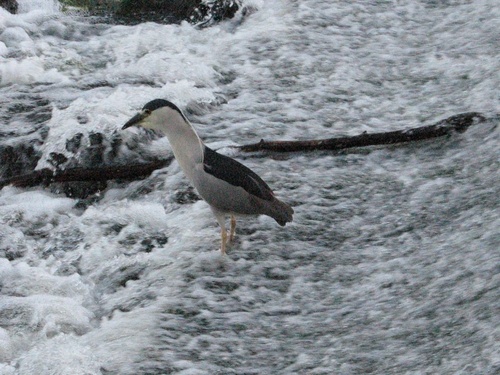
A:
[[0, 112, 487, 190], [1, 159, 171, 189], [237, 112, 486, 152]]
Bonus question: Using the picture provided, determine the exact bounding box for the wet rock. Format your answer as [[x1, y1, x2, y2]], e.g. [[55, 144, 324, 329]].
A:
[[0, 0, 17, 14], [140, 235, 169, 253], [0, 95, 50, 180], [76, 0, 243, 26], [66, 133, 83, 153], [0, 139, 43, 179], [83, 132, 106, 166], [48, 152, 68, 168], [88, 132, 104, 146], [140, 238, 155, 253], [192, 0, 241, 27], [107, 133, 122, 159], [61, 180, 108, 200], [172, 186, 201, 204], [73, 194, 103, 210]]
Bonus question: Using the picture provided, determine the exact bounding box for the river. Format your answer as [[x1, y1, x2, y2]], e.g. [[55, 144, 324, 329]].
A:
[[0, 0, 499, 374]]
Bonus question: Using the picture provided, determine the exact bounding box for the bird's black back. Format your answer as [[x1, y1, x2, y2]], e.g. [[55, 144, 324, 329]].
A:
[[203, 146, 274, 201]]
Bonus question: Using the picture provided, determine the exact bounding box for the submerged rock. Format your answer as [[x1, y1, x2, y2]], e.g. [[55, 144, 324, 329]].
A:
[[0, 0, 17, 14]]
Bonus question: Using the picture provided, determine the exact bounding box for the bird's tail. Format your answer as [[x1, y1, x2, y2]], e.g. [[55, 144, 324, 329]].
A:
[[268, 198, 294, 226]]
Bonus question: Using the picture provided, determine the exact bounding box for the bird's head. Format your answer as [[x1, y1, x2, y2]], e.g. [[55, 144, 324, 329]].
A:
[[122, 99, 188, 132]]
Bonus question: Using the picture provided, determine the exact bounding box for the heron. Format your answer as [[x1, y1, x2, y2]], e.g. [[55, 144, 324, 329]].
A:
[[122, 99, 293, 254]]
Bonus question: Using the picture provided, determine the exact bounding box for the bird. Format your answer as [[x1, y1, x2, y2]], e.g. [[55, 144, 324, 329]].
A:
[[122, 99, 293, 254]]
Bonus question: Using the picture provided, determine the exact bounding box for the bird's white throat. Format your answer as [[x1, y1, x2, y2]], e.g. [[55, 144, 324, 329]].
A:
[[150, 107, 204, 181]]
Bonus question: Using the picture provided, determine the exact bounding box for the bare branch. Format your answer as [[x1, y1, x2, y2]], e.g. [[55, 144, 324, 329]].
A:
[[0, 112, 487, 190], [237, 112, 486, 153], [1, 159, 171, 189]]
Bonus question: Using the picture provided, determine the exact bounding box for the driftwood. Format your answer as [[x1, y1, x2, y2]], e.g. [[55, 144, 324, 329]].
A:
[[0, 112, 487, 190], [238, 112, 486, 152], [1, 159, 171, 189]]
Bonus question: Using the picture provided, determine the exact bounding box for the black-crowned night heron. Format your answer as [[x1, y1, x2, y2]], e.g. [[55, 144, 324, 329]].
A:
[[122, 99, 293, 254]]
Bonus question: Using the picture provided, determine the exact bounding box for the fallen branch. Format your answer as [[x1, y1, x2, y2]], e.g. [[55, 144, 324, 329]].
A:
[[1, 159, 171, 189], [237, 112, 486, 152], [0, 112, 487, 190]]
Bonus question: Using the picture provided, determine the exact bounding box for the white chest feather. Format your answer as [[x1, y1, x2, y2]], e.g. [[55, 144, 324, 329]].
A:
[[148, 107, 204, 182]]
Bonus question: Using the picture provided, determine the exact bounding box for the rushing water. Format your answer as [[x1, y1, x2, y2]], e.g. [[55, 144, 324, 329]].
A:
[[0, 1, 499, 374]]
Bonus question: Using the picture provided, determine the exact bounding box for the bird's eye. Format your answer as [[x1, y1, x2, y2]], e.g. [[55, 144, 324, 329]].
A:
[[144, 109, 152, 115]]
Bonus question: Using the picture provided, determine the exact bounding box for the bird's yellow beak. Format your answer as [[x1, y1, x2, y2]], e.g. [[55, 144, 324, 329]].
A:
[[122, 112, 147, 130]]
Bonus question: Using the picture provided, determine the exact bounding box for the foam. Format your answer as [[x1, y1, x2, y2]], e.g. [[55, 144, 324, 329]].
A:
[[17, 334, 100, 375], [17, 0, 60, 14], [0, 188, 75, 223], [0, 1, 498, 373]]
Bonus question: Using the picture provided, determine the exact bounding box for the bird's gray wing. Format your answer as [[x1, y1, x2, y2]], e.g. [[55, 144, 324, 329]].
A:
[[203, 146, 274, 201]]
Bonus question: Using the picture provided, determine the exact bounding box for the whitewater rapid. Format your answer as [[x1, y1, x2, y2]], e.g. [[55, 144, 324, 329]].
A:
[[0, 1, 499, 374]]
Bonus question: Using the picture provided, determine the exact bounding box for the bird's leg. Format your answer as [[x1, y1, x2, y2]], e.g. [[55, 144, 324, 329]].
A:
[[220, 227, 227, 255], [229, 215, 236, 242], [212, 209, 228, 255]]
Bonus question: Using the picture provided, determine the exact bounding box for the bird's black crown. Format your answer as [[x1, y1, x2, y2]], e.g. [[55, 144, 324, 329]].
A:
[[142, 99, 182, 114]]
